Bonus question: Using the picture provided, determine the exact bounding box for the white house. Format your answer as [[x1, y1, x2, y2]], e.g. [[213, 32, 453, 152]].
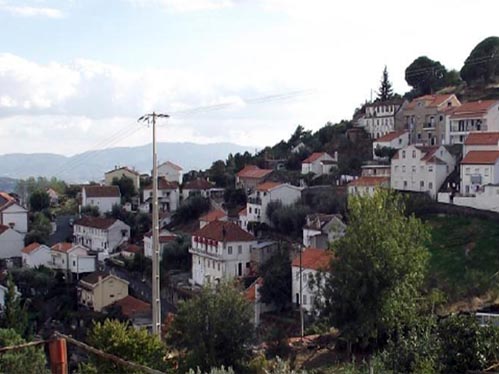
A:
[[0, 192, 28, 234], [361, 163, 391, 177], [238, 207, 249, 232], [301, 152, 338, 176], [291, 247, 332, 313], [448, 100, 499, 144], [21, 242, 52, 268], [246, 182, 302, 224], [460, 151, 499, 195], [245, 277, 274, 326], [182, 178, 214, 201], [0, 225, 24, 259], [359, 99, 405, 139], [372, 131, 409, 160], [348, 176, 390, 197], [390, 145, 456, 198], [73, 216, 130, 256], [190, 220, 257, 286], [105, 166, 141, 191], [50, 243, 96, 274], [81, 185, 121, 214], [143, 230, 177, 258], [199, 209, 227, 229], [302, 214, 346, 249], [142, 178, 180, 213], [157, 161, 183, 185], [463, 132, 499, 156]]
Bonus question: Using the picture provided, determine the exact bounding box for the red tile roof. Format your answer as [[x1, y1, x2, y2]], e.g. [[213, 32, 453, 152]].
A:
[[200, 209, 227, 223], [302, 152, 332, 163], [375, 130, 408, 142], [21, 242, 42, 254], [74, 216, 118, 230], [0, 225, 9, 235], [256, 182, 283, 192], [237, 165, 273, 179], [245, 277, 263, 302], [105, 166, 140, 176], [84, 185, 121, 198], [406, 94, 457, 110], [183, 178, 213, 190], [419, 147, 440, 162], [464, 132, 499, 146], [238, 207, 247, 217], [193, 220, 256, 242], [348, 176, 390, 187], [450, 100, 498, 119], [292, 248, 332, 271], [113, 295, 151, 318], [80, 271, 112, 285], [51, 242, 74, 253], [122, 244, 142, 255], [0, 192, 17, 212], [144, 231, 177, 243], [160, 161, 183, 171], [461, 151, 499, 165], [143, 178, 179, 190]]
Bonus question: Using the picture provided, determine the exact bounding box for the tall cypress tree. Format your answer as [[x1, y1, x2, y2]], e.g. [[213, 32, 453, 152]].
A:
[[377, 65, 394, 102]]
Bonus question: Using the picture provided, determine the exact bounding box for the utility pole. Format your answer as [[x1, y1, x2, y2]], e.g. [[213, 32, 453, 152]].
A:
[[299, 245, 304, 339], [138, 112, 169, 337]]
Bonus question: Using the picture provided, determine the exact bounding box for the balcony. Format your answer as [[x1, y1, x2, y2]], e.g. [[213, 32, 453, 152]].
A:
[[248, 197, 262, 205], [423, 123, 435, 130], [189, 246, 222, 260]]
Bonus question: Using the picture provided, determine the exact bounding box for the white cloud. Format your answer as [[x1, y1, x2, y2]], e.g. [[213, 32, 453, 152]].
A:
[[0, 1, 64, 18], [129, 0, 233, 12]]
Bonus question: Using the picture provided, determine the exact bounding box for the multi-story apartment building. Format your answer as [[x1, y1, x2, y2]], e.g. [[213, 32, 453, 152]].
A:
[[0, 192, 28, 234], [81, 185, 121, 214], [403, 94, 461, 146], [359, 99, 405, 139], [448, 100, 499, 144], [190, 220, 257, 286], [390, 145, 456, 198], [142, 178, 180, 213], [73, 216, 130, 255], [104, 166, 141, 191]]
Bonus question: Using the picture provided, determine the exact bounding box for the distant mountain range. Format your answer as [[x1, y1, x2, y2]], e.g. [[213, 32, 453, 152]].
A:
[[0, 177, 18, 192], [0, 142, 255, 183]]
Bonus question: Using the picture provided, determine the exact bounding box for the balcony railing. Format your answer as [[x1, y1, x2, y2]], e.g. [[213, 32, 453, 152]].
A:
[[248, 197, 262, 205], [189, 246, 222, 259]]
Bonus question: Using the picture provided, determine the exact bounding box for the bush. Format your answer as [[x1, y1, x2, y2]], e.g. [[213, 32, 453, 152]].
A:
[[173, 196, 210, 224]]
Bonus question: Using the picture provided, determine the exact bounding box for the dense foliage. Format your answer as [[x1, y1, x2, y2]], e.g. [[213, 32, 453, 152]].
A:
[[461, 36, 499, 85], [0, 329, 48, 374], [259, 247, 292, 312]]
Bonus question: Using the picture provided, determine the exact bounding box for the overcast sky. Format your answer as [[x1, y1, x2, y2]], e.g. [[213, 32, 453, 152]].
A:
[[0, 0, 497, 156]]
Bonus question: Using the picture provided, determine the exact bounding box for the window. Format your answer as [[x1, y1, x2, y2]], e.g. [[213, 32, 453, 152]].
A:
[[465, 167, 470, 175], [303, 294, 307, 305], [428, 166, 433, 172], [228, 246, 233, 255], [485, 168, 489, 177], [439, 115, 443, 121], [420, 181, 424, 188], [217, 263, 220, 271], [429, 182, 433, 190], [249, 207, 252, 214], [394, 166, 399, 172], [238, 245, 242, 254], [402, 151, 406, 159], [403, 181, 408, 188], [412, 166, 416, 173], [412, 150, 416, 158], [402, 166, 406, 173]]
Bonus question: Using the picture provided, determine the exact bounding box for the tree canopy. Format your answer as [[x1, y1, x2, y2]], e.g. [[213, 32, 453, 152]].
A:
[[29, 190, 50, 212], [0, 329, 48, 374], [167, 283, 253, 372], [405, 56, 449, 95], [259, 246, 292, 312], [111, 176, 137, 203], [461, 36, 499, 85], [318, 189, 430, 350], [377, 66, 394, 102]]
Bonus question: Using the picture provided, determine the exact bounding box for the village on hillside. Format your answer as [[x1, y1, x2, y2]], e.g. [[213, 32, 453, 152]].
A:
[[0, 33, 499, 373]]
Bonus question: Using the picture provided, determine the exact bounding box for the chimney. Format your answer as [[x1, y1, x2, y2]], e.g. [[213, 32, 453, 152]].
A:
[[8, 223, 14, 229]]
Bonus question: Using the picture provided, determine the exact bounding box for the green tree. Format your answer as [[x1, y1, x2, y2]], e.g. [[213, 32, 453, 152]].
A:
[[0, 329, 48, 374], [80, 205, 100, 217], [0, 276, 28, 337], [112, 176, 137, 203], [29, 190, 50, 212], [25, 212, 52, 245], [374, 146, 398, 160], [377, 66, 394, 102], [173, 196, 210, 224], [161, 234, 191, 271], [318, 189, 430, 351], [461, 36, 499, 85], [80, 319, 171, 373], [259, 247, 292, 312], [405, 56, 449, 95], [167, 283, 253, 372]]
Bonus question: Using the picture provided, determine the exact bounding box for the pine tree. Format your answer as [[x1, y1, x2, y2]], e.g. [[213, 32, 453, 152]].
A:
[[377, 66, 394, 102]]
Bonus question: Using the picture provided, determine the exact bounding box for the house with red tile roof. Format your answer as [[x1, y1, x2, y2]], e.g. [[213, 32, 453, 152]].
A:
[[348, 176, 390, 197], [158, 161, 183, 185], [303, 214, 346, 249], [21, 242, 51, 268], [246, 182, 302, 225], [182, 178, 214, 201], [448, 100, 499, 144], [390, 144, 456, 198], [244, 277, 273, 326], [199, 209, 227, 229], [460, 151, 499, 195], [143, 229, 177, 258], [73, 216, 130, 258], [0, 224, 24, 259], [82, 185, 121, 214], [301, 152, 338, 176], [111, 295, 151, 320], [105, 166, 141, 191], [357, 99, 406, 139], [236, 165, 273, 192], [0, 192, 28, 234], [189, 220, 257, 286], [463, 132, 499, 156], [141, 177, 180, 214], [78, 272, 129, 312], [49, 243, 96, 274], [372, 130, 409, 160], [291, 248, 333, 313], [402, 94, 461, 146]]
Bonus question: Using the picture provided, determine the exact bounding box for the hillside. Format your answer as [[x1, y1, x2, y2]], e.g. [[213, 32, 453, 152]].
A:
[[0, 177, 18, 192], [0, 142, 254, 183]]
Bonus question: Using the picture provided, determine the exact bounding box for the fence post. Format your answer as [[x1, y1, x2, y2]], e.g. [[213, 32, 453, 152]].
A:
[[49, 337, 68, 374]]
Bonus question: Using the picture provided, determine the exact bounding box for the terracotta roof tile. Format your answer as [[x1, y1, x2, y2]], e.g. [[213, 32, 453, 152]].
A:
[[21, 242, 42, 254], [183, 178, 213, 190], [74, 216, 118, 230], [0, 225, 9, 235], [238, 207, 247, 216], [236, 165, 273, 179], [302, 152, 332, 163], [159, 161, 183, 171], [406, 94, 457, 110], [256, 182, 283, 192], [375, 130, 408, 142], [113, 295, 151, 318], [51, 242, 75, 253], [450, 100, 498, 119], [292, 247, 333, 271], [461, 151, 499, 165], [200, 209, 227, 223], [464, 132, 499, 146], [245, 277, 263, 302], [105, 166, 140, 176], [79, 271, 111, 285], [143, 178, 179, 190], [84, 185, 121, 198], [193, 220, 256, 242], [348, 176, 390, 187]]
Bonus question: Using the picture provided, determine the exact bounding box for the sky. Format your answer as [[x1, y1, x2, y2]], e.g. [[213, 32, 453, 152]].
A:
[[0, 0, 498, 156]]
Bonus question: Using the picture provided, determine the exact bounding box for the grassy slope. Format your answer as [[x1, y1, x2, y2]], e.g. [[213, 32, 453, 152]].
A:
[[426, 214, 499, 300]]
